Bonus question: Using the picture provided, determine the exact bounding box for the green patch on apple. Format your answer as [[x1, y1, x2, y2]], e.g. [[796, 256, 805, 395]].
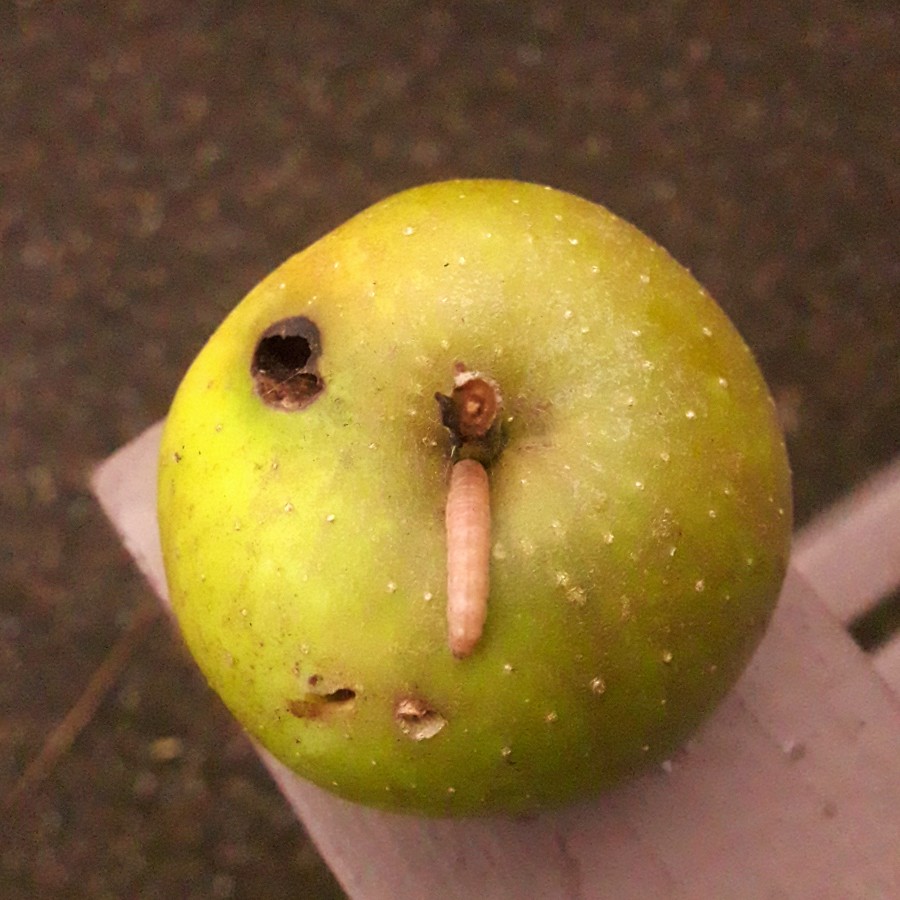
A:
[[158, 180, 792, 816]]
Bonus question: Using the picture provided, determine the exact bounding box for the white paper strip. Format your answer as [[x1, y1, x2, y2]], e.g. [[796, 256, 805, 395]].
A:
[[91, 425, 900, 899]]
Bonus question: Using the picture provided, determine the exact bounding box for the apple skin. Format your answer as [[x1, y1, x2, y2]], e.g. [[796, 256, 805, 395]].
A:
[[158, 180, 792, 816]]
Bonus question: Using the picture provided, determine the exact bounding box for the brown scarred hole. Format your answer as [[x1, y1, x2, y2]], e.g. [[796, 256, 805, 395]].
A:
[[252, 316, 324, 410], [287, 686, 356, 719], [395, 697, 447, 741]]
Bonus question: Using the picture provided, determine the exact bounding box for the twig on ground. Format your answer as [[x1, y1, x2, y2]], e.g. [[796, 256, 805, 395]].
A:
[[3, 600, 161, 810]]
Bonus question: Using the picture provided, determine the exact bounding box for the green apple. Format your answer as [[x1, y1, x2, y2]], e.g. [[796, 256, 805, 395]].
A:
[[158, 179, 791, 816]]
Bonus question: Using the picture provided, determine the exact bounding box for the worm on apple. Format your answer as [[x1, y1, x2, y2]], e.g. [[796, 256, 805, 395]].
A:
[[445, 457, 491, 658]]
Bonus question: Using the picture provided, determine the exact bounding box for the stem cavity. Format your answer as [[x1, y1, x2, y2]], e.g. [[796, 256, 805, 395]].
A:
[[435, 365, 504, 658]]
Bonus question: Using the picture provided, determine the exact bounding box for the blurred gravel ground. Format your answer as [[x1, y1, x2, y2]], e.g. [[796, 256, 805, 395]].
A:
[[1, 2, 897, 897]]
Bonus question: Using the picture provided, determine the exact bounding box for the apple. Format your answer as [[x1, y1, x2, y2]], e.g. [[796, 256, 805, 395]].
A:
[[157, 179, 792, 816]]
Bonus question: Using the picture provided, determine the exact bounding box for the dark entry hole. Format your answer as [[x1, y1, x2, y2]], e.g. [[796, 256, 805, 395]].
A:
[[260, 333, 312, 372], [252, 317, 323, 410], [286, 686, 357, 719], [322, 688, 356, 703]]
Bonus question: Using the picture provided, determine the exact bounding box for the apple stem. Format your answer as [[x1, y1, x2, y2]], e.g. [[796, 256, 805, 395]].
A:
[[445, 458, 491, 658], [435, 364, 504, 657]]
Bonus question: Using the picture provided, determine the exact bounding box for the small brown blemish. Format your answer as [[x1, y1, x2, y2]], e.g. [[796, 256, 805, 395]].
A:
[[395, 697, 447, 741], [287, 698, 322, 719]]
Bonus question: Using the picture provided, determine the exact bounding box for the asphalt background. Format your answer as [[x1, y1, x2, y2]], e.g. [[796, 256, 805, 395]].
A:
[[1, 2, 897, 898]]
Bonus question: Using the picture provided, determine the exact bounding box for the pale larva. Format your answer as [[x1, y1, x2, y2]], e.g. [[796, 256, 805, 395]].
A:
[[445, 458, 491, 658]]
